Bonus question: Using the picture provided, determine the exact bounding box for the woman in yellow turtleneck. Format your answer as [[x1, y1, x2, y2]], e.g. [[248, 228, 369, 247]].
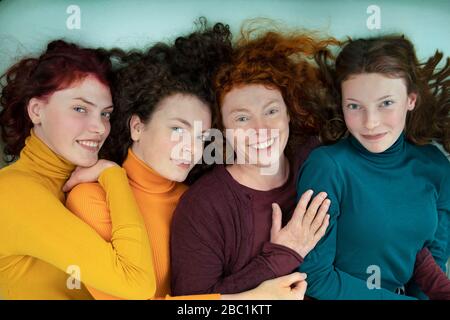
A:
[[64, 22, 309, 300], [0, 41, 155, 299]]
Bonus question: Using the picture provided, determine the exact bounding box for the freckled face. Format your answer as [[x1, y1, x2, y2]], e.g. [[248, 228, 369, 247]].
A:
[[341, 73, 416, 153]]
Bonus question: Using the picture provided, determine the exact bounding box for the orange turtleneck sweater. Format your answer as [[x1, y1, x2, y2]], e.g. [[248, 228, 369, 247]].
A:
[[65, 149, 220, 300], [0, 131, 156, 300]]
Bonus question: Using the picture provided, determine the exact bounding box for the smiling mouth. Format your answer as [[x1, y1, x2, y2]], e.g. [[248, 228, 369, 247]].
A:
[[361, 133, 387, 141], [249, 138, 276, 150], [172, 159, 191, 169], [77, 140, 100, 152]]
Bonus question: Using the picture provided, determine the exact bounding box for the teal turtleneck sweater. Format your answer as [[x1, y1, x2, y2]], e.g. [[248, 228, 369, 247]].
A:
[[297, 133, 450, 300]]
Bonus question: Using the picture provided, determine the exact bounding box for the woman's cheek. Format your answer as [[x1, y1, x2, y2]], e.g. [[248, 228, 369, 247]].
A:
[[343, 113, 359, 132]]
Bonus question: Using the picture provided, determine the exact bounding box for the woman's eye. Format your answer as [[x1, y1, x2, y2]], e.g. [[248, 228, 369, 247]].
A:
[[73, 106, 86, 113], [197, 131, 211, 142], [101, 111, 112, 119], [236, 116, 249, 122], [381, 100, 394, 107], [346, 103, 360, 110], [266, 108, 279, 115], [172, 127, 184, 133]]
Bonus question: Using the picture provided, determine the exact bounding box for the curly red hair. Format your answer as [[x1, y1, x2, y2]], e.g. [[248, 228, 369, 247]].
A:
[[214, 27, 339, 155]]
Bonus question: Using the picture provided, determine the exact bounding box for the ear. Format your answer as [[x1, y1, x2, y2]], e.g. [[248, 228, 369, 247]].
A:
[[407, 92, 417, 111], [129, 115, 144, 142], [27, 98, 45, 125]]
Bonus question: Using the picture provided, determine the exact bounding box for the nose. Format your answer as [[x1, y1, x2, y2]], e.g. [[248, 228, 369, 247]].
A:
[[252, 117, 273, 139], [253, 116, 269, 131], [179, 134, 194, 158], [364, 109, 380, 131], [88, 114, 106, 136]]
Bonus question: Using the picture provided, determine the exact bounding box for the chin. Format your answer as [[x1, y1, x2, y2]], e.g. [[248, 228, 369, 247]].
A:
[[163, 168, 187, 183], [168, 173, 187, 183], [363, 144, 389, 154], [72, 156, 98, 168]]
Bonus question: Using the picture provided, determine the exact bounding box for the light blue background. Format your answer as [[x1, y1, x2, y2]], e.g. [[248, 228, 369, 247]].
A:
[[1, 0, 449, 74], [0, 0, 449, 167]]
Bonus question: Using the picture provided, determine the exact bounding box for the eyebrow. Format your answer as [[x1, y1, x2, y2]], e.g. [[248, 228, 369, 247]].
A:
[[346, 95, 393, 103], [230, 99, 281, 114], [230, 108, 251, 115], [262, 99, 281, 109], [73, 97, 113, 109], [170, 117, 192, 129]]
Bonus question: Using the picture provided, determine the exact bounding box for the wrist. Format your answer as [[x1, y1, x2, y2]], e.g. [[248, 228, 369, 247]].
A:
[[221, 291, 253, 300], [297, 248, 307, 259]]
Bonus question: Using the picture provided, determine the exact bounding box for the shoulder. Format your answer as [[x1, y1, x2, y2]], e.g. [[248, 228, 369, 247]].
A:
[[302, 139, 350, 170], [409, 142, 450, 173], [408, 142, 450, 205], [174, 166, 238, 222], [0, 165, 49, 198], [178, 166, 230, 203], [66, 182, 108, 219]]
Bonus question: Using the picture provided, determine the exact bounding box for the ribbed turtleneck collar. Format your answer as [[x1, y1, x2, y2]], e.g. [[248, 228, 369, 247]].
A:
[[19, 130, 75, 184], [122, 149, 177, 194], [348, 132, 406, 165]]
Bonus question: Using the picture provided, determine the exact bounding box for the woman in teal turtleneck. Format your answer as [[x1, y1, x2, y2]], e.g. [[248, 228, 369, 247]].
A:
[[297, 35, 450, 299]]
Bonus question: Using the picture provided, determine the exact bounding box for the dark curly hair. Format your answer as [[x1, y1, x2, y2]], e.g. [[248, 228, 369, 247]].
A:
[[0, 40, 113, 162], [214, 23, 339, 158], [100, 18, 233, 183], [317, 35, 450, 152]]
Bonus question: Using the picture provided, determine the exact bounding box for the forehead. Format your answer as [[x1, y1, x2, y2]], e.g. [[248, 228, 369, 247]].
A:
[[341, 73, 407, 100], [222, 84, 283, 111], [154, 93, 211, 122], [50, 75, 112, 104]]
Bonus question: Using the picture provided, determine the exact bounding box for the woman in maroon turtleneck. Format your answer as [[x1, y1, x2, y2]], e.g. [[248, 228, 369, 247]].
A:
[[171, 29, 338, 295]]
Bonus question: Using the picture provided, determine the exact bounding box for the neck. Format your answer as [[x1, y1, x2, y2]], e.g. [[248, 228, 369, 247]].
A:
[[18, 129, 75, 199], [123, 148, 176, 194], [226, 155, 289, 191]]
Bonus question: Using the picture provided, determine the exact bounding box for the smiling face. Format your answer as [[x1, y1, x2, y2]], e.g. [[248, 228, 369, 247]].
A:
[[130, 93, 211, 182], [28, 75, 113, 167], [341, 73, 417, 153], [221, 84, 290, 168]]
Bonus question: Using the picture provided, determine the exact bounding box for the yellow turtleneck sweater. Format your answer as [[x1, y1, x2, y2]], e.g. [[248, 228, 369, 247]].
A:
[[66, 149, 220, 300], [0, 131, 156, 300]]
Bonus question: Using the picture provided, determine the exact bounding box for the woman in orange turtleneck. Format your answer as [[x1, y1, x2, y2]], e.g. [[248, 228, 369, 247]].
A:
[[0, 40, 155, 300], [65, 21, 309, 300]]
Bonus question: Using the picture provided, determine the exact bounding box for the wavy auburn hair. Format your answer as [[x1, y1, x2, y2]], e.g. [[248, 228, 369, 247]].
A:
[[214, 23, 340, 157]]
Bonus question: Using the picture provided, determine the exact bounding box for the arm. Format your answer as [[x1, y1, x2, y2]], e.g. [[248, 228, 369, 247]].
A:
[[66, 181, 127, 300], [412, 248, 450, 300], [66, 182, 220, 301], [297, 149, 416, 300], [429, 157, 450, 270], [426, 207, 449, 272], [0, 166, 156, 300], [408, 170, 450, 298]]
